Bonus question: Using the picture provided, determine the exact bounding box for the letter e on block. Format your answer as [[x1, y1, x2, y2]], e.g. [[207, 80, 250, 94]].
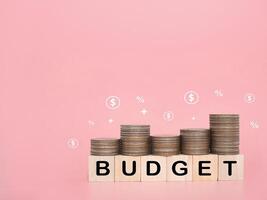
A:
[[88, 155, 115, 182], [218, 155, 244, 181], [193, 154, 218, 181]]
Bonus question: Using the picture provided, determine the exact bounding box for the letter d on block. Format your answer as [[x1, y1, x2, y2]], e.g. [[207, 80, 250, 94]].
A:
[[141, 156, 167, 181], [88, 155, 115, 182]]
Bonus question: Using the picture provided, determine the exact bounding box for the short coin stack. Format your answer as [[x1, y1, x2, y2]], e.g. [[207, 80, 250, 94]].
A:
[[151, 135, 180, 156], [120, 125, 151, 156], [91, 138, 120, 156], [180, 129, 210, 155], [210, 114, 239, 155]]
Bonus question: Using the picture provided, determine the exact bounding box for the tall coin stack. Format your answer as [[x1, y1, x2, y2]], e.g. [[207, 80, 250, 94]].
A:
[[210, 114, 239, 155], [120, 125, 151, 156], [91, 138, 120, 156], [180, 129, 210, 155], [151, 135, 180, 156]]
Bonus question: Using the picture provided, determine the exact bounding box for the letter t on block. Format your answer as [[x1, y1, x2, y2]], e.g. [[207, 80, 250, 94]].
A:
[[88, 155, 115, 182], [218, 155, 244, 181]]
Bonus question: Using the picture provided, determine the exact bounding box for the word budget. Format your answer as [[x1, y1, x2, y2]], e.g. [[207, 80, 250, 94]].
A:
[[89, 114, 244, 182]]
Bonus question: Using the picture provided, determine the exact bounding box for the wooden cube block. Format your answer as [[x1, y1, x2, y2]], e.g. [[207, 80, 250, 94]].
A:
[[167, 155, 193, 181], [141, 155, 167, 181], [115, 155, 141, 182], [88, 155, 115, 182], [218, 154, 244, 181], [193, 154, 218, 181]]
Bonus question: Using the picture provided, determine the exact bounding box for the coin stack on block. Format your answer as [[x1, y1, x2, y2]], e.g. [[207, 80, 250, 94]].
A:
[[91, 138, 120, 156], [210, 114, 239, 155], [120, 125, 151, 156], [151, 135, 180, 156], [180, 129, 210, 155]]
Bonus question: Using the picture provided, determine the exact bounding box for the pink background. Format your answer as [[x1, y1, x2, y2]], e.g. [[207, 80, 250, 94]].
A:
[[1, 0, 267, 199]]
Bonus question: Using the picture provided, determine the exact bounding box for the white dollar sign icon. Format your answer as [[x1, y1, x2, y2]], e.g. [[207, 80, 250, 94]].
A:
[[105, 96, 120, 110], [163, 111, 174, 121], [188, 93, 195, 103], [67, 138, 79, 149], [110, 98, 116, 107], [184, 90, 199, 104]]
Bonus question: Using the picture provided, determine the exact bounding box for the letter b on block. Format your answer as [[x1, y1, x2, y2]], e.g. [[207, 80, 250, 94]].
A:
[[88, 155, 115, 182]]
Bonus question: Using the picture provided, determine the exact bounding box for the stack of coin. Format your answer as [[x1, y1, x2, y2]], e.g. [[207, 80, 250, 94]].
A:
[[180, 129, 210, 155], [91, 138, 120, 156], [210, 114, 239, 155], [151, 135, 180, 156], [120, 125, 151, 156]]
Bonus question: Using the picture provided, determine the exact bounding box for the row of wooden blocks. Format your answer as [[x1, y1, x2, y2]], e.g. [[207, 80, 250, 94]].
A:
[[88, 154, 244, 182]]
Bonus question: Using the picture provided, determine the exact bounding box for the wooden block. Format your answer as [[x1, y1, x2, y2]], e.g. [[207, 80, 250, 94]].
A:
[[115, 155, 141, 182], [167, 155, 193, 181], [141, 155, 167, 181], [218, 154, 244, 181], [193, 154, 218, 181], [88, 155, 115, 182]]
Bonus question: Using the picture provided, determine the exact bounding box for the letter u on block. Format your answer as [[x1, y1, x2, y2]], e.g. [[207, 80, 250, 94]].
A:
[[115, 155, 141, 181]]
